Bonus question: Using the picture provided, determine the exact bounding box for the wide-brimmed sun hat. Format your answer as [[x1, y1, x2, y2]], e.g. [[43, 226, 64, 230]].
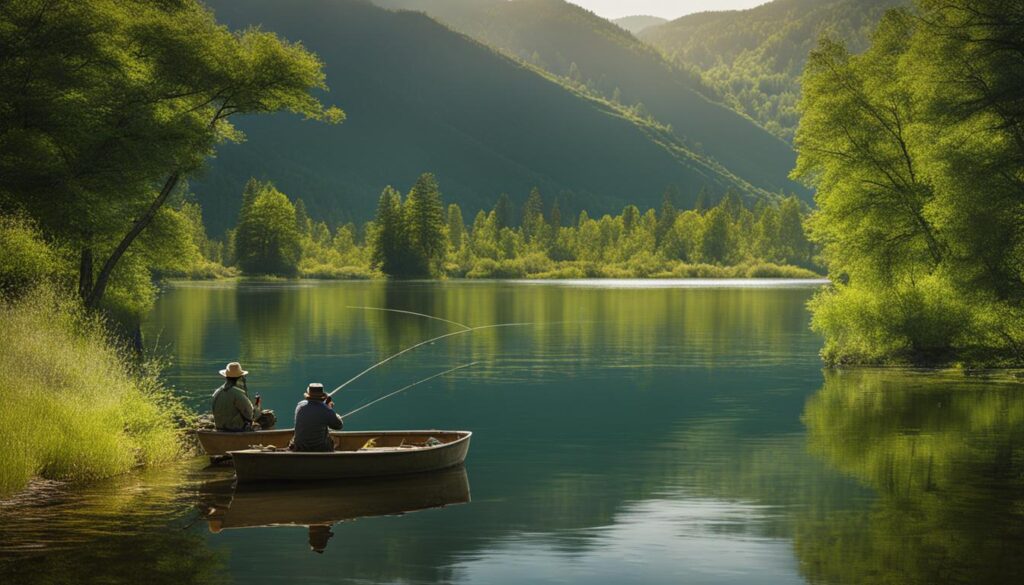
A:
[[305, 383, 328, 400], [219, 362, 249, 378]]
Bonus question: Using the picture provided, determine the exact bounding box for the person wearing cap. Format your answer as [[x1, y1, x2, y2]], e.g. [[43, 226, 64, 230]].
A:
[[211, 362, 257, 432], [289, 383, 344, 452]]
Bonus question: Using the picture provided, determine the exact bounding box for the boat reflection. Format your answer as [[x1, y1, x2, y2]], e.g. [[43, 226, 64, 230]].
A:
[[200, 466, 471, 553]]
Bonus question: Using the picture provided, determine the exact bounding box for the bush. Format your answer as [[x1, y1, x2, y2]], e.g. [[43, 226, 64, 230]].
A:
[[744, 262, 822, 279], [299, 262, 377, 280], [0, 288, 191, 497], [0, 215, 68, 294], [809, 276, 977, 366]]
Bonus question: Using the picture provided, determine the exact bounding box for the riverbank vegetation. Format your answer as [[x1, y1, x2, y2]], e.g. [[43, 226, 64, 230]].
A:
[[0, 0, 339, 494], [793, 0, 1024, 367], [216, 175, 821, 280], [0, 220, 190, 497]]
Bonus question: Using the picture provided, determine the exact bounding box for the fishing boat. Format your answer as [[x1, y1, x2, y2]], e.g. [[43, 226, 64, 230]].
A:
[[230, 430, 472, 483], [195, 428, 348, 459], [203, 465, 470, 532]]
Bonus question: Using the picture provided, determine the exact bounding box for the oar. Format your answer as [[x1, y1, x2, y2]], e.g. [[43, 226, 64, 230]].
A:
[[342, 362, 479, 418], [328, 323, 530, 397]]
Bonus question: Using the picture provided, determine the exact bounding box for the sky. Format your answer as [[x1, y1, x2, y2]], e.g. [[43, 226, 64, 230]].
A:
[[565, 1, 772, 20]]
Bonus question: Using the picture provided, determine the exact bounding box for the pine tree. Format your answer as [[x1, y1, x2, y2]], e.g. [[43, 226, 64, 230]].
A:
[[549, 197, 562, 229], [404, 173, 447, 277], [622, 205, 640, 234], [370, 186, 406, 276], [522, 187, 546, 244], [294, 198, 312, 236], [494, 193, 513, 230], [655, 189, 678, 247], [447, 203, 465, 252]]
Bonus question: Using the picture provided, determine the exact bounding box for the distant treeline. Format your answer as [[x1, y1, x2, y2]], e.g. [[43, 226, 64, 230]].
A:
[[207, 174, 820, 281]]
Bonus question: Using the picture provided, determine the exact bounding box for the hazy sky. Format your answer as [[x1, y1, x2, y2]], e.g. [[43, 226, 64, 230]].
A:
[[566, 1, 771, 20]]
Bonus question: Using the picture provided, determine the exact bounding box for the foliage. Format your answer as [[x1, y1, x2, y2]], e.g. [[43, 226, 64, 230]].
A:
[[794, 0, 1024, 366], [0, 288, 191, 497], [0, 215, 69, 294], [0, 0, 340, 314], [643, 0, 903, 142], [234, 181, 303, 277]]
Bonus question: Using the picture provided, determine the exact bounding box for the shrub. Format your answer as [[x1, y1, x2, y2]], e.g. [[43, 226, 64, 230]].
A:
[[0, 288, 190, 497]]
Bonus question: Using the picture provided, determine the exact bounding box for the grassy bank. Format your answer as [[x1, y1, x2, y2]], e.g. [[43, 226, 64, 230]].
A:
[[0, 290, 191, 498]]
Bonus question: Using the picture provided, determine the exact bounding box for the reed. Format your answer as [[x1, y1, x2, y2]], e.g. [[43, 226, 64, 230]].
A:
[[0, 289, 190, 498]]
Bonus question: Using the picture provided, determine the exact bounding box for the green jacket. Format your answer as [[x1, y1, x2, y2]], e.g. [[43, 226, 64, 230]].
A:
[[211, 382, 255, 431]]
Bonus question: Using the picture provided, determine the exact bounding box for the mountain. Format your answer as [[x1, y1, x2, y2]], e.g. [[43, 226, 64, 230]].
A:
[[641, 0, 904, 142], [196, 0, 774, 234], [372, 0, 808, 201], [613, 15, 667, 35]]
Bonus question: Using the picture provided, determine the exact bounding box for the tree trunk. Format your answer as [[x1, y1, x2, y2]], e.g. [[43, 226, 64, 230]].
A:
[[78, 248, 93, 301], [85, 171, 181, 309]]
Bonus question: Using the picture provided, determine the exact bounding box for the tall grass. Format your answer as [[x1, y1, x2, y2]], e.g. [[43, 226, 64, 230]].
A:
[[0, 289, 190, 497]]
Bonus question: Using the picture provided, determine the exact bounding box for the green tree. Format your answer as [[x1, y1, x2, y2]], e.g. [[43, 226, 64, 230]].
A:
[[522, 187, 546, 246], [447, 203, 466, 252], [403, 173, 448, 277], [370, 186, 407, 277], [700, 206, 735, 264], [794, 2, 1024, 365], [0, 0, 343, 312], [494, 193, 514, 230], [235, 184, 302, 277]]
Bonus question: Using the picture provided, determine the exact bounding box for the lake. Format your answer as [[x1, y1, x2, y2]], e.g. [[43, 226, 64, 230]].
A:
[[2, 280, 1023, 585]]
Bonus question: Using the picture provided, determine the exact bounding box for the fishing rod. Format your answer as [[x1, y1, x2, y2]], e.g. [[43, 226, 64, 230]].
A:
[[329, 322, 531, 397], [346, 306, 472, 331], [342, 362, 479, 419]]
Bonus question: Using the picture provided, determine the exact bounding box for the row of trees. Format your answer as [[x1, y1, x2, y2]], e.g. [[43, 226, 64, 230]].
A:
[[224, 173, 818, 280], [794, 0, 1024, 366]]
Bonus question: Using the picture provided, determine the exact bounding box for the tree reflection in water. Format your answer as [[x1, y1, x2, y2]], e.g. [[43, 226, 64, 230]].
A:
[[800, 370, 1024, 585]]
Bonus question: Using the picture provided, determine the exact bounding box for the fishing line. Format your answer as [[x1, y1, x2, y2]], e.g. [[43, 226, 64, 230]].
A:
[[329, 322, 531, 397], [342, 362, 479, 418], [346, 306, 472, 331]]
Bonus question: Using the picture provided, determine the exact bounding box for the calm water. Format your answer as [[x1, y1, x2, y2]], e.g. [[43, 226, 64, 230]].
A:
[[2, 280, 1023, 585]]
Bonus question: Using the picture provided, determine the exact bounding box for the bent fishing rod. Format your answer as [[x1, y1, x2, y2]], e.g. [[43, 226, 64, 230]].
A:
[[329, 307, 530, 397], [342, 362, 479, 419]]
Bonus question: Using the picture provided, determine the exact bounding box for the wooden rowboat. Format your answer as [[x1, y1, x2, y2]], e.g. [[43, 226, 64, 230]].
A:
[[195, 428, 347, 458], [204, 465, 470, 532], [230, 430, 472, 483]]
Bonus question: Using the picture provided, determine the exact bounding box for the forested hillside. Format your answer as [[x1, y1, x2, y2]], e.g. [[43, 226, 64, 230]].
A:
[[373, 0, 808, 202], [643, 0, 903, 141], [613, 15, 667, 35], [197, 0, 782, 235]]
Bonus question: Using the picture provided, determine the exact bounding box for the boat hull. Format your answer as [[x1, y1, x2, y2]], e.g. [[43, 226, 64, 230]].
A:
[[230, 431, 472, 483]]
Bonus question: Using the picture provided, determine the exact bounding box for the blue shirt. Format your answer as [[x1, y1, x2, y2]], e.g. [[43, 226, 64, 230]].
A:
[[290, 400, 344, 452]]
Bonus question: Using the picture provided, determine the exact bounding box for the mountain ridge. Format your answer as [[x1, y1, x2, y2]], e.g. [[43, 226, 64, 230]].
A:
[[195, 0, 776, 234]]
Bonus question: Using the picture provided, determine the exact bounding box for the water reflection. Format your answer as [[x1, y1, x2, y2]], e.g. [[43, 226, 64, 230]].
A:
[[200, 466, 471, 554], [0, 462, 227, 585], [799, 370, 1024, 585]]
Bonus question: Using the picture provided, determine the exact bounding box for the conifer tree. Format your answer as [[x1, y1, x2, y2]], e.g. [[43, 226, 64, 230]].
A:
[[549, 198, 562, 229], [494, 193, 513, 230], [447, 203, 465, 252], [404, 173, 447, 277], [370, 186, 406, 276], [522, 187, 546, 245]]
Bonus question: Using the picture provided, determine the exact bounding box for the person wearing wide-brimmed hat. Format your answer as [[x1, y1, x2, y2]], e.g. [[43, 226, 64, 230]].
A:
[[289, 383, 344, 452], [211, 362, 256, 432]]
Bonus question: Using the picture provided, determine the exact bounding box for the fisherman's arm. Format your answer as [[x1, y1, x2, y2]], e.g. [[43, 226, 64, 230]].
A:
[[325, 398, 344, 430]]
